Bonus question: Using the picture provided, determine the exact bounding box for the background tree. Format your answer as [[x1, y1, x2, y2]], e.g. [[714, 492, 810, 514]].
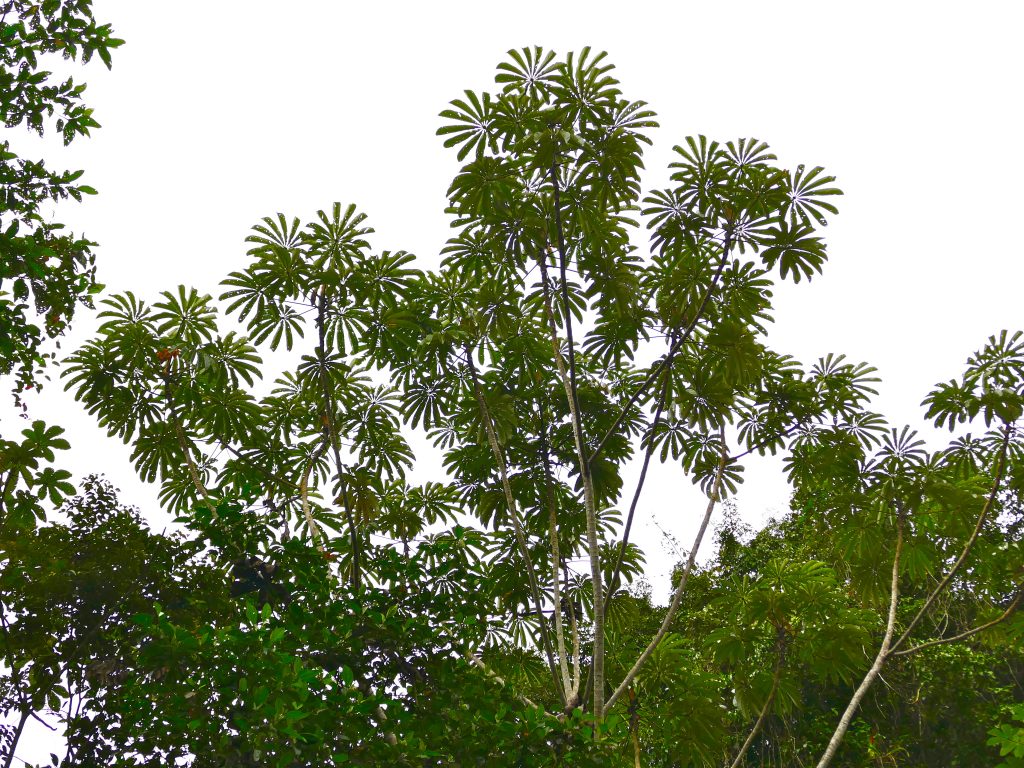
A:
[[0, 0, 122, 402]]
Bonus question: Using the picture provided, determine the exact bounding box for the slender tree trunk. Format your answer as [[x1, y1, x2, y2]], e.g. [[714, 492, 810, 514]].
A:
[[588, 232, 733, 465], [605, 335, 678, 608], [536, 249, 604, 714], [170, 410, 212, 509], [542, 435, 574, 698], [314, 291, 361, 586], [299, 446, 327, 551]]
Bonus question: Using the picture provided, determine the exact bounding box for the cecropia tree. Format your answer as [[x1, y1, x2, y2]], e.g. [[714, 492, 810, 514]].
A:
[[6, 45, 1019, 766]]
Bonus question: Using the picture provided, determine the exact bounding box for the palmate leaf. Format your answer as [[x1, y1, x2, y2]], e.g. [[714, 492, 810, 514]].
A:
[[438, 90, 499, 162], [968, 330, 1024, 389], [97, 291, 151, 334], [446, 155, 520, 218], [608, 99, 658, 144], [495, 46, 559, 96], [152, 286, 217, 346], [724, 137, 777, 171], [196, 332, 262, 388], [219, 269, 271, 322], [874, 426, 928, 475], [668, 136, 730, 216], [757, 219, 828, 282], [248, 299, 305, 351], [130, 420, 194, 484], [193, 387, 261, 444], [810, 354, 880, 416], [246, 212, 303, 255], [440, 228, 503, 278], [552, 47, 621, 126], [305, 203, 373, 274], [20, 420, 71, 461], [350, 250, 421, 306], [785, 164, 842, 226], [402, 375, 450, 430]]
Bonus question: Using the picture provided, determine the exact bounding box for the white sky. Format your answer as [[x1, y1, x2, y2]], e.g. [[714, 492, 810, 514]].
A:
[[7, 0, 1024, 760]]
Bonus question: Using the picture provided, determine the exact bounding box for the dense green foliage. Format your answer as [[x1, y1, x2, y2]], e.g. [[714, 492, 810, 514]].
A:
[[0, 0, 121, 401], [1, 21, 1022, 768]]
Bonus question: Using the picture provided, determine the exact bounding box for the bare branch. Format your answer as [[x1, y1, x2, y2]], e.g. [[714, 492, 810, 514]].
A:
[[605, 333, 678, 610], [606, 430, 729, 711], [892, 584, 1023, 657], [299, 441, 329, 551], [542, 428, 574, 697]]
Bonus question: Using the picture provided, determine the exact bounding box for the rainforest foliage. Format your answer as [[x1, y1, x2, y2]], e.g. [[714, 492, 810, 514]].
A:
[[1, 6, 1022, 766]]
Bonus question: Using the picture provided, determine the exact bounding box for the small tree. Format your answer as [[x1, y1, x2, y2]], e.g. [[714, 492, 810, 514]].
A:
[[26, 46, 1024, 765]]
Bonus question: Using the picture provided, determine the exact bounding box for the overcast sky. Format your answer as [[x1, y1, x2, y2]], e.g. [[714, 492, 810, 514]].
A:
[[8, 0, 1024, 759]]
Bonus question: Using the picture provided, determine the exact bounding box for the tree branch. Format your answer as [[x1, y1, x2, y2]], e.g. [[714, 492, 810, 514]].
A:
[[299, 441, 329, 551], [890, 425, 1011, 654], [163, 380, 213, 510], [892, 583, 1023, 657], [606, 430, 729, 711], [815, 516, 905, 768], [548, 161, 583, 451], [315, 290, 360, 587], [589, 230, 732, 467], [536, 250, 604, 715], [541, 424, 574, 699], [605, 333, 678, 611]]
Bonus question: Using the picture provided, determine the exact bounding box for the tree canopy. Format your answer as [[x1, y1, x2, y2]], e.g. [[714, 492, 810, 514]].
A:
[[1, 21, 1022, 768]]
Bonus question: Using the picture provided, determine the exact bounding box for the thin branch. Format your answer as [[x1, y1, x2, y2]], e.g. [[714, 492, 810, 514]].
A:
[[815, 517, 905, 768], [892, 584, 1023, 657], [315, 290, 360, 587], [1, 710, 29, 768], [589, 231, 733, 467], [606, 430, 729, 712], [29, 711, 56, 731], [605, 332, 678, 610], [164, 384, 213, 510], [729, 423, 803, 462], [548, 161, 583, 450], [0, 469, 20, 527], [466, 349, 566, 705], [890, 425, 1011, 654], [564, 562, 582, 704], [727, 632, 786, 768], [299, 441, 329, 551]]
